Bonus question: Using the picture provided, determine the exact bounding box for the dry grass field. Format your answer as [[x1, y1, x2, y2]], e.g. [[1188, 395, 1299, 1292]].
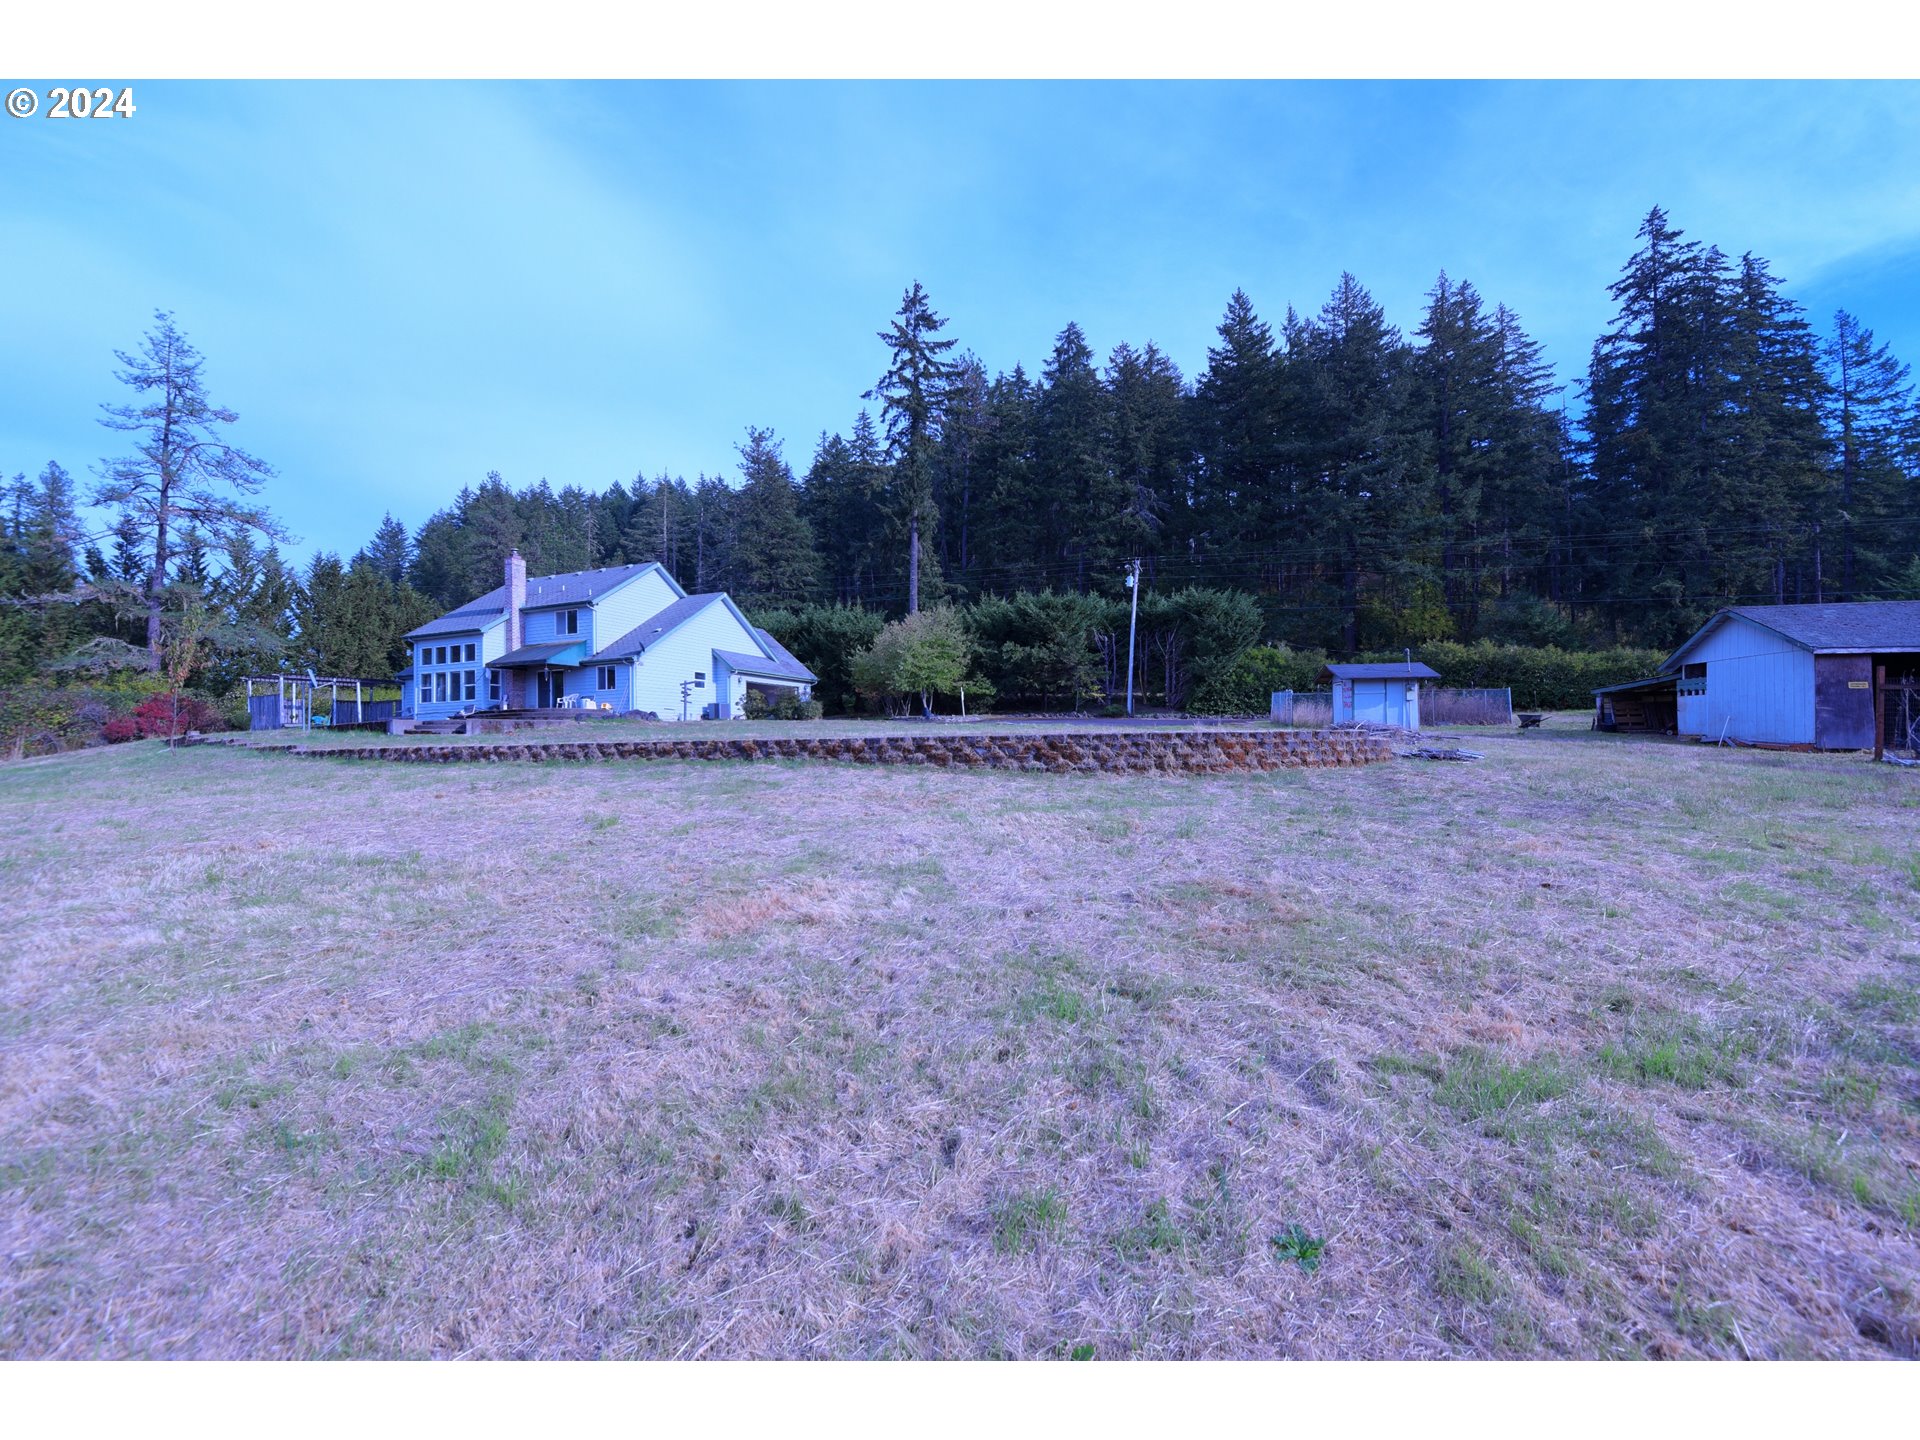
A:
[[3, 727, 1918, 1358]]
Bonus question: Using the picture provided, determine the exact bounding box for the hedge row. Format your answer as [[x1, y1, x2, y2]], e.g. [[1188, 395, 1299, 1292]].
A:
[[1188, 640, 1667, 714]]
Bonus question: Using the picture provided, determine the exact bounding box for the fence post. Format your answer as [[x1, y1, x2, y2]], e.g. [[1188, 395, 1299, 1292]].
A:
[[1874, 664, 1885, 761]]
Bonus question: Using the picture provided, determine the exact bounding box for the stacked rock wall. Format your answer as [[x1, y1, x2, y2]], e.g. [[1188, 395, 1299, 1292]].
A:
[[206, 729, 1392, 774]]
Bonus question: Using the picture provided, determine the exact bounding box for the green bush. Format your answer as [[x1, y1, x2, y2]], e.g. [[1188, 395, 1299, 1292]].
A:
[[852, 608, 995, 716], [740, 688, 824, 721], [1187, 644, 1330, 714], [1355, 640, 1666, 710], [750, 603, 884, 715], [968, 590, 1106, 710], [0, 684, 149, 759]]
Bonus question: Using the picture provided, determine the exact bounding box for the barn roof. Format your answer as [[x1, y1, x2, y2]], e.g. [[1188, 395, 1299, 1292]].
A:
[[1320, 662, 1441, 681], [1667, 601, 1920, 667]]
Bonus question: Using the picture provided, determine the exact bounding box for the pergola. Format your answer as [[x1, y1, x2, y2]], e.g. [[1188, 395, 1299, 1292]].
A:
[[243, 672, 373, 730]]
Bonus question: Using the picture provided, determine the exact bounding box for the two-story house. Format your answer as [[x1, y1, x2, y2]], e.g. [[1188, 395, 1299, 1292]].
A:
[[401, 551, 816, 722]]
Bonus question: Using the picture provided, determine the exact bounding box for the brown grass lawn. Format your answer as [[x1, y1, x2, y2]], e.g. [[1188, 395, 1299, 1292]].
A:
[[3, 729, 1918, 1358]]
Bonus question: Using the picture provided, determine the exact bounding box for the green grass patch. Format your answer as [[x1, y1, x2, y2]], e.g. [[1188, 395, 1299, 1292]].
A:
[[992, 1188, 1067, 1255]]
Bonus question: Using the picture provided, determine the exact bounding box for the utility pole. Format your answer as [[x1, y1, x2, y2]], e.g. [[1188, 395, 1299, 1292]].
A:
[[1125, 558, 1142, 718]]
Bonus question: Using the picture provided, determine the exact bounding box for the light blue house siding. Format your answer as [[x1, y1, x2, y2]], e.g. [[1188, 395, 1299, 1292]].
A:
[[407, 620, 508, 721], [628, 597, 768, 719], [400, 553, 815, 723], [1685, 615, 1816, 745]]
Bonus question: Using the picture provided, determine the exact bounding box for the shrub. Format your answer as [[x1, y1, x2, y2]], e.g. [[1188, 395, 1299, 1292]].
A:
[[101, 692, 226, 744], [0, 684, 176, 759], [740, 689, 824, 721], [750, 604, 884, 715], [1187, 644, 1329, 715], [851, 608, 995, 717], [1355, 640, 1666, 711], [968, 590, 1106, 710]]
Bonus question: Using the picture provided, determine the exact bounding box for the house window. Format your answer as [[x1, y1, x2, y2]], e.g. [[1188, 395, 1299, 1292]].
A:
[[694, 670, 706, 681], [597, 665, 616, 691], [559, 609, 580, 636], [464, 642, 476, 662], [434, 673, 447, 703], [464, 671, 476, 702], [418, 675, 430, 703], [489, 670, 501, 702], [437, 645, 448, 665]]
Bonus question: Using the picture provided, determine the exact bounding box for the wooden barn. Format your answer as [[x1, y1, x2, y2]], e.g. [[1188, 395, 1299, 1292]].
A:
[[1593, 601, 1920, 749]]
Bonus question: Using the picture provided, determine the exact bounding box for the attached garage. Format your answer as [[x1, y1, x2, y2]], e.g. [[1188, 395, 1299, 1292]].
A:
[[1321, 662, 1439, 730]]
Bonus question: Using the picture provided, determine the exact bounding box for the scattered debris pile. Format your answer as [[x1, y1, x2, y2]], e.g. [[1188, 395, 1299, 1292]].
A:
[[1397, 746, 1485, 762]]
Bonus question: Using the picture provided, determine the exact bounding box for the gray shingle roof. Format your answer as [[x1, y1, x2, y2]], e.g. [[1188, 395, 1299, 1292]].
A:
[[1719, 602, 1920, 653], [753, 628, 814, 679], [716, 641, 817, 684], [1320, 662, 1441, 681], [587, 593, 726, 662], [405, 562, 663, 640]]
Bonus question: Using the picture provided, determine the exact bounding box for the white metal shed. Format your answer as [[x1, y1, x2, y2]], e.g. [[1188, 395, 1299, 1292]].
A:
[[1320, 662, 1439, 730]]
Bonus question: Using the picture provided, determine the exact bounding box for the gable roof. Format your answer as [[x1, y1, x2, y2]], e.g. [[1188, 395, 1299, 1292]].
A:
[[715, 640, 817, 684], [1320, 662, 1440, 681], [405, 562, 678, 640], [1666, 601, 1920, 668], [752, 627, 817, 682], [587, 593, 727, 662]]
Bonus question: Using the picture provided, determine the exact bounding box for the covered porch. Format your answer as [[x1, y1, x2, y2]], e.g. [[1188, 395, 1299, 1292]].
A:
[[490, 641, 590, 710]]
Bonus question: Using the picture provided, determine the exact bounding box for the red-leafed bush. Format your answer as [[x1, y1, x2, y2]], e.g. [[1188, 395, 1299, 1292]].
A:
[[102, 692, 226, 743]]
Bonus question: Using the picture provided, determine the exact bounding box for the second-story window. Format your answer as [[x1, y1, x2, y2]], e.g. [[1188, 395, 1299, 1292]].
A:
[[559, 609, 580, 636]]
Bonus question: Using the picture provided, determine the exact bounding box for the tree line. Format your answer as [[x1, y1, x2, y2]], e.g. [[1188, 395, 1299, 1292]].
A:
[[5, 205, 1919, 704]]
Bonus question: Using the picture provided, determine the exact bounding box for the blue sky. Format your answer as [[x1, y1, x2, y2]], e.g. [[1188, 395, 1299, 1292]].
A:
[[5, 80, 1920, 565]]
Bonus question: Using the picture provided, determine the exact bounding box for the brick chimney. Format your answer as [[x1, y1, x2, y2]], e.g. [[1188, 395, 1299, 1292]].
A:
[[503, 550, 528, 708], [505, 549, 527, 649]]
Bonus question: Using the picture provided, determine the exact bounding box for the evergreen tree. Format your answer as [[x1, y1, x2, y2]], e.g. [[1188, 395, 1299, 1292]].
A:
[[1104, 341, 1186, 571], [93, 311, 286, 663], [1034, 322, 1120, 590], [1191, 290, 1280, 555], [802, 415, 890, 607], [934, 354, 991, 588], [867, 282, 959, 613], [729, 427, 818, 610], [1584, 209, 1745, 640], [1289, 273, 1422, 650], [362, 513, 412, 585], [969, 368, 1040, 592], [1724, 253, 1830, 603], [1824, 311, 1917, 599]]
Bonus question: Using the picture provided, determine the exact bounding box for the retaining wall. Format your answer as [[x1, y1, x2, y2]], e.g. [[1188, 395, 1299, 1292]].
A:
[[202, 729, 1392, 774]]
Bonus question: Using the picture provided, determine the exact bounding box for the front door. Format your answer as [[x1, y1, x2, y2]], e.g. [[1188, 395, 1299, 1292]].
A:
[[1353, 682, 1388, 725], [537, 671, 566, 708]]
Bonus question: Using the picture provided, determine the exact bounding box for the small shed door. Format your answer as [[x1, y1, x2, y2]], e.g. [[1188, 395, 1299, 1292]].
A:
[[1353, 682, 1388, 725]]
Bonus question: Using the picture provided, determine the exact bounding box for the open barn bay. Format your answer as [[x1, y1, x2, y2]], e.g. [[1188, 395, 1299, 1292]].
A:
[[3, 733, 1918, 1358]]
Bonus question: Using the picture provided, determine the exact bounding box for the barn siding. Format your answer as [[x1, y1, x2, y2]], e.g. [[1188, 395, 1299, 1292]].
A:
[[1686, 616, 1815, 745]]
